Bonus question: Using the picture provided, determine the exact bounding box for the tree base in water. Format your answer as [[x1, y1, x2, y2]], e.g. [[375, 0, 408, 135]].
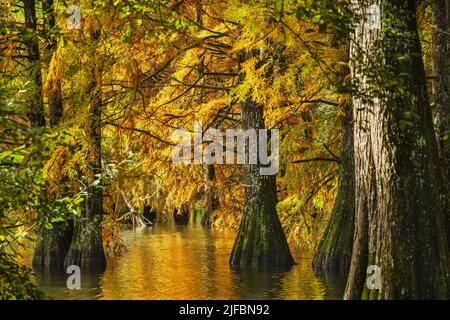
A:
[[173, 204, 190, 225], [312, 182, 353, 275], [32, 223, 73, 271], [64, 222, 106, 272], [229, 98, 294, 269], [200, 211, 212, 228], [229, 200, 294, 268]]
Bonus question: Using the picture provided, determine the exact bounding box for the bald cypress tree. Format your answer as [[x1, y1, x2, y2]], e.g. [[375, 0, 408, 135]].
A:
[[64, 25, 106, 271], [32, 0, 71, 271], [229, 51, 294, 268]]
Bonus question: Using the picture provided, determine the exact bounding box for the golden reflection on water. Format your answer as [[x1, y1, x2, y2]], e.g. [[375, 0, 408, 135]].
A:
[[28, 219, 344, 300]]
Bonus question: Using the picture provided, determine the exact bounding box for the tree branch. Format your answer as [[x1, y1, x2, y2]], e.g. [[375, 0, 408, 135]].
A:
[[291, 157, 340, 164]]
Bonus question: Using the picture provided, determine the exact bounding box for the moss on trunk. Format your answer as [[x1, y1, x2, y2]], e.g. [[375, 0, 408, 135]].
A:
[[313, 99, 354, 274], [64, 219, 105, 272]]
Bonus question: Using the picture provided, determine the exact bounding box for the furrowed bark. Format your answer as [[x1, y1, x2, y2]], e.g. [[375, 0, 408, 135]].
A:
[[344, 0, 450, 299], [432, 0, 450, 246]]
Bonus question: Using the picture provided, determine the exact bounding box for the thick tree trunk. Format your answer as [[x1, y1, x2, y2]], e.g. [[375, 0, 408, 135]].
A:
[[23, 0, 45, 127], [201, 165, 219, 227], [32, 0, 69, 270], [432, 0, 450, 245], [229, 99, 294, 268], [345, 0, 450, 299], [313, 99, 354, 275], [64, 29, 106, 271]]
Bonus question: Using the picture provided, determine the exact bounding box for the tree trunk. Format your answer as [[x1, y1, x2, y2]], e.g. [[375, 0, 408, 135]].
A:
[[32, 0, 69, 271], [229, 97, 294, 268], [344, 0, 450, 299], [201, 165, 219, 227], [23, 0, 45, 127], [313, 98, 354, 275], [64, 28, 106, 271], [43, 0, 63, 126], [432, 0, 450, 246]]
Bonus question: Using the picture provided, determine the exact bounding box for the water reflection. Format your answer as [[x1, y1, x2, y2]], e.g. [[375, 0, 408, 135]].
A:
[[28, 220, 344, 300], [313, 269, 347, 300], [33, 268, 102, 299]]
